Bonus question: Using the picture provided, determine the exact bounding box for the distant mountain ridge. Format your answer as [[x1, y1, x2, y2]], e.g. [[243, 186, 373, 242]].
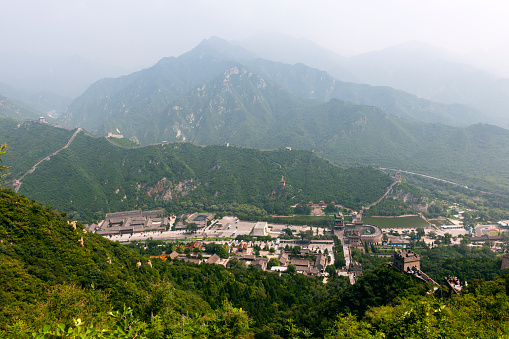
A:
[[0, 81, 71, 117], [59, 37, 484, 145], [0, 93, 40, 121], [236, 36, 509, 129]]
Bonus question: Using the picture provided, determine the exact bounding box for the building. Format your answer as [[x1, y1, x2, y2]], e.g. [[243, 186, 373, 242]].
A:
[[252, 222, 269, 236], [393, 249, 421, 272], [95, 209, 168, 237], [334, 212, 344, 228], [253, 258, 268, 270], [189, 213, 212, 228], [278, 251, 289, 266], [344, 223, 383, 245], [348, 262, 362, 276], [206, 254, 221, 265], [107, 132, 124, 138], [315, 253, 327, 271], [237, 241, 248, 252]]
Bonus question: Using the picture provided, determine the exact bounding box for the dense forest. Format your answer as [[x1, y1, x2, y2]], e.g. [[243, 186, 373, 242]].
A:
[[0, 119, 393, 222], [2, 187, 509, 338]]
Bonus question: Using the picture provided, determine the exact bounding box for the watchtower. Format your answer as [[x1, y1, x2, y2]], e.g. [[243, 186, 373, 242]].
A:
[[393, 249, 420, 272]]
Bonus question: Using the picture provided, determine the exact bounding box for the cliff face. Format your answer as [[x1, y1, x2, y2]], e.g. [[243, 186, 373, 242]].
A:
[[389, 186, 429, 213]]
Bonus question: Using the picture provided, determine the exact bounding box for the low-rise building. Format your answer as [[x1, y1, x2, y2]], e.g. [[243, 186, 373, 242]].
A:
[[95, 209, 168, 236], [252, 222, 269, 236]]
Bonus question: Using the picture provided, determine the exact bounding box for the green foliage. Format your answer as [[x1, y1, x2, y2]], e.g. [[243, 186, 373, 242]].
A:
[[0, 143, 10, 184], [8, 129, 392, 222], [0, 118, 75, 179], [4, 181, 509, 338]]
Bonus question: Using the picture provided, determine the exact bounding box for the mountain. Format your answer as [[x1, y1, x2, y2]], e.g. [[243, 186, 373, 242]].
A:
[[0, 118, 75, 178], [0, 93, 40, 121], [60, 37, 483, 144], [2, 176, 509, 338], [244, 59, 482, 126], [0, 118, 393, 221], [346, 41, 494, 102], [0, 81, 72, 117], [60, 38, 252, 138], [70, 61, 509, 193], [233, 32, 357, 82], [237, 36, 509, 129], [346, 41, 509, 128]]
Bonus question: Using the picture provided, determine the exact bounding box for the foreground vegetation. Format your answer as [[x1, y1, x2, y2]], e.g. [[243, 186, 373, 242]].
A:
[[2, 186, 509, 338]]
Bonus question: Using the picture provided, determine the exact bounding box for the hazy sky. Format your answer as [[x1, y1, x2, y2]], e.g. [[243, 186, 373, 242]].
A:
[[2, 0, 509, 71]]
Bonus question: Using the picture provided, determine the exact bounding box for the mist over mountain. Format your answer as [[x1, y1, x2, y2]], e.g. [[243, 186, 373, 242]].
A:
[[345, 41, 509, 127], [0, 53, 131, 99], [237, 36, 509, 129], [0, 93, 40, 121], [0, 81, 71, 117], [234, 32, 357, 82], [59, 37, 484, 144]]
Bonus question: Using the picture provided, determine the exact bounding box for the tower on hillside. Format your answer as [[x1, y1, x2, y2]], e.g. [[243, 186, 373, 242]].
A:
[[393, 249, 420, 272]]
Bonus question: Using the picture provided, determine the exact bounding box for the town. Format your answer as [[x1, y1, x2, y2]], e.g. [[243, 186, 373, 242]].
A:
[[86, 203, 509, 285]]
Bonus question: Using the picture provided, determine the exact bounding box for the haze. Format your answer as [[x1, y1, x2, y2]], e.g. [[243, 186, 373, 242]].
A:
[[2, 0, 509, 96]]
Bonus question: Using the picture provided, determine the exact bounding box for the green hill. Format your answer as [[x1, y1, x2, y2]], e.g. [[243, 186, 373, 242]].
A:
[[1, 123, 392, 221], [3, 186, 509, 338], [0, 118, 75, 178], [52, 38, 509, 195]]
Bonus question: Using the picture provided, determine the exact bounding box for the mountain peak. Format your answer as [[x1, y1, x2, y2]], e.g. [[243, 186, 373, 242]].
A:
[[181, 36, 257, 62]]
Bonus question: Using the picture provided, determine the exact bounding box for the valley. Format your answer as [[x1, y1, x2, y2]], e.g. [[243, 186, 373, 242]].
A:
[[2, 31, 509, 338]]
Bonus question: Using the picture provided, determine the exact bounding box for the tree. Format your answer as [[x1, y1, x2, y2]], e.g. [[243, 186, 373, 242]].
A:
[[294, 204, 311, 215], [287, 264, 297, 275], [324, 203, 338, 214], [416, 227, 425, 239], [267, 258, 280, 270], [300, 230, 314, 243], [186, 222, 198, 234], [0, 143, 11, 184], [326, 265, 336, 277], [217, 245, 230, 259]]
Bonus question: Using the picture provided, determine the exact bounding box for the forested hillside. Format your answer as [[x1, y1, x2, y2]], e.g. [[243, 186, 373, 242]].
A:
[[49, 38, 509, 195], [2, 187, 509, 338], [4, 113, 509, 221], [60, 37, 484, 144], [0, 118, 75, 178], [5, 126, 392, 221]]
